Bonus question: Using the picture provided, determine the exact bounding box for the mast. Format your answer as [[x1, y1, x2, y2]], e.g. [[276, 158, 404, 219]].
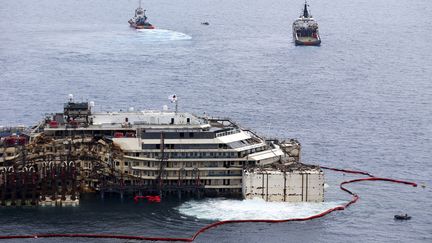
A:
[[139, 0, 142, 8], [303, 1, 309, 18]]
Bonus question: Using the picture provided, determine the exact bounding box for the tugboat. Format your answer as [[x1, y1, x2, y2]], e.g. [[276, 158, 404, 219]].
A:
[[292, 1, 321, 46], [128, 0, 155, 29]]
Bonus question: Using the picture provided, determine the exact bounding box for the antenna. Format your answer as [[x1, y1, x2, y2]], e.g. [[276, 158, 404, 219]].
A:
[[303, 1, 309, 18], [169, 94, 178, 114]]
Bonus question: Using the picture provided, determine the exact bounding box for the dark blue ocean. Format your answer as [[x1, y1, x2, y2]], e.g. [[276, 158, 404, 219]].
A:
[[1, 0, 431, 242]]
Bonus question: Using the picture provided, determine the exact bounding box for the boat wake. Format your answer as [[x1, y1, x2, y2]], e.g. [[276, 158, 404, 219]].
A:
[[177, 198, 344, 221], [135, 29, 192, 41]]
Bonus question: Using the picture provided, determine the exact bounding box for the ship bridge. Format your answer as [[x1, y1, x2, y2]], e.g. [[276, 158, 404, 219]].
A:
[[92, 111, 209, 129]]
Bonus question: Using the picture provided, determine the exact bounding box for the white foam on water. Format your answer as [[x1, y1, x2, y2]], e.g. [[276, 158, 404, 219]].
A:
[[177, 198, 344, 221], [135, 29, 192, 41]]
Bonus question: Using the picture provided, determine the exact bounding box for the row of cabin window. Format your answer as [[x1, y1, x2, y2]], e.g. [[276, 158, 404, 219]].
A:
[[125, 177, 234, 186], [133, 151, 240, 158], [142, 144, 225, 149], [127, 161, 243, 168], [141, 132, 215, 139], [134, 146, 265, 159]]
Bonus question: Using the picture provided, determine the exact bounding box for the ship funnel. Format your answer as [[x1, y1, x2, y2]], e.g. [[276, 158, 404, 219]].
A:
[[68, 94, 74, 102]]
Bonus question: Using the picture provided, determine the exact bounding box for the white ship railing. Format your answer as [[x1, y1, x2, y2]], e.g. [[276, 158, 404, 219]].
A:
[[215, 128, 241, 137]]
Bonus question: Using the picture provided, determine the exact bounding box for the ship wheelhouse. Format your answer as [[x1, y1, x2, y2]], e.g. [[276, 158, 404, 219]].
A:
[[135, 7, 144, 17]]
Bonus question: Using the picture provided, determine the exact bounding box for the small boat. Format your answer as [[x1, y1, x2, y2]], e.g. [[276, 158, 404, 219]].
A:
[[394, 214, 411, 220], [128, 0, 155, 29], [292, 1, 321, 46]]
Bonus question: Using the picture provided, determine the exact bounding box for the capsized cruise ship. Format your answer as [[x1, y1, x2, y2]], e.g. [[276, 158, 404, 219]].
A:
[[0, 95, 323, 205]]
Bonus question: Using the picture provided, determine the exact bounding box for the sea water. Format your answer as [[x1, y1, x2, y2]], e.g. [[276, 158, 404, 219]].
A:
[[0, 0, 431, 242]]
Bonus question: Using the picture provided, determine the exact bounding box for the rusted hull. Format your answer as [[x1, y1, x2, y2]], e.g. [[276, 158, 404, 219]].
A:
[[295, 39, 321, 46], [128, 21, 155, 29]]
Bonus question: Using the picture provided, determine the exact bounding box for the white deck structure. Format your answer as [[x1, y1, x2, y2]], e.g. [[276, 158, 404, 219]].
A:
[[39, 100, 302, 197]]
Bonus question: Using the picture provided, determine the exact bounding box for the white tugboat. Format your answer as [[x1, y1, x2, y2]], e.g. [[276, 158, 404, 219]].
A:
[[292, 1, 321, 46], [128, 0, 155, 29]]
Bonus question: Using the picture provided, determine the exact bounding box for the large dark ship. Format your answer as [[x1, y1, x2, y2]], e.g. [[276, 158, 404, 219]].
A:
[[292, 1, 321, 46]]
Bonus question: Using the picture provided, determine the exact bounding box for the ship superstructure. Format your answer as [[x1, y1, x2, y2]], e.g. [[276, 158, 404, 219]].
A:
[[292, 1, 321, 46], [38, 98, 300, 197], [0, 96, 324, 205]]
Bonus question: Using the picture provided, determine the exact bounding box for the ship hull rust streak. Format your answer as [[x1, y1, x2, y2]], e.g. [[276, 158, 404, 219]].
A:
[[0, 166, 417, 242]]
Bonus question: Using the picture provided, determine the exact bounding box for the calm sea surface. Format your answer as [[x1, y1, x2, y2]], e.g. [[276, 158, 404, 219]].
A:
[[1, 0, 431, 242]]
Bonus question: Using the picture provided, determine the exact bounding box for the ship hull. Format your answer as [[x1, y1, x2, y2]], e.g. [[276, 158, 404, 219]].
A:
[[132, 24, 155, 29], [294, 39, 321, 46], [293, 33, 321, 46], [128, 20, 155, 29]]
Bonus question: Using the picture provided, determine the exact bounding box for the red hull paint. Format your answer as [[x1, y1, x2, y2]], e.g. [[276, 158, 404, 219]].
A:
[[133, 25, 155, 29]]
